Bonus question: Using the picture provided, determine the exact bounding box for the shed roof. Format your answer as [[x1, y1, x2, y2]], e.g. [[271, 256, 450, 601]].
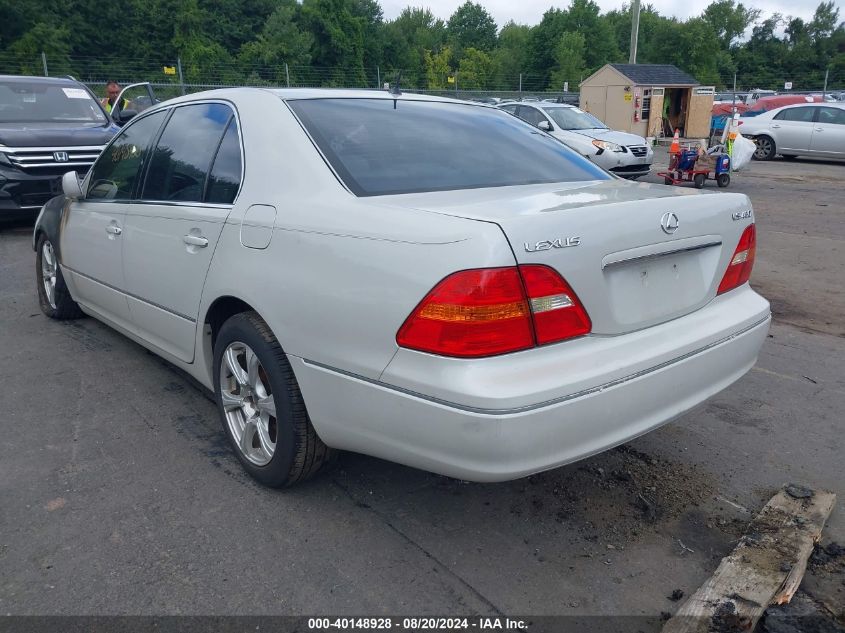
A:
[[609, 64, 698, 86]]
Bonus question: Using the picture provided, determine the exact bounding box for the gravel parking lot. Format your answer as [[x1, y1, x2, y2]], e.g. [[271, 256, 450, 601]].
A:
[[1, 153, 843, 628]]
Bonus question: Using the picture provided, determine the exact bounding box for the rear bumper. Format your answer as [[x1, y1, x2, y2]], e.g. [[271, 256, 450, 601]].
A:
[[293, 287, 770, 481]]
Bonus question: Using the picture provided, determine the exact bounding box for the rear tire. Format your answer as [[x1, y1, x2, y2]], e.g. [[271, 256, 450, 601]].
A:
[[693, 173, 706, 189], [664, 176, 674, 185], [213, 311, 336, 487], [35, 234, 84, 320], [753, 135, 775, 160], [716, 173, 730, 188]]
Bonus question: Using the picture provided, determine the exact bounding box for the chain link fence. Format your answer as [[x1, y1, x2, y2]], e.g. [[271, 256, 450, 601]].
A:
[[2, 51, 843, 101]]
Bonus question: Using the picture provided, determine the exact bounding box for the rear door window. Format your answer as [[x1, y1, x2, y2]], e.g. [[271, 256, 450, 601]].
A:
[[142, 103, 232, 203], [86, 110, 166, 200], [774, 107, 816, 122], [288, 98, 608, 196], [205, 118, 242, 204], [817, 107, 845, 125]]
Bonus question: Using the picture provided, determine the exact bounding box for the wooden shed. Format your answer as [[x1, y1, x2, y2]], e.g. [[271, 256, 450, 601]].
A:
[[579, 64, 714, 139]]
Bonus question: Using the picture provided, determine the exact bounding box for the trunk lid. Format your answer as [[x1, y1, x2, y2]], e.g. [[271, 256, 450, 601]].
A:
[[376, 180, 754, 335]]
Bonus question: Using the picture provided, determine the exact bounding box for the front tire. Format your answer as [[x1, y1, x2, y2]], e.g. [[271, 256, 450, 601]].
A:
[[213, 311, 336, 487], [693, 173, 706, 189], [35, 234, 83, 320], [753, 135, 776, 160]]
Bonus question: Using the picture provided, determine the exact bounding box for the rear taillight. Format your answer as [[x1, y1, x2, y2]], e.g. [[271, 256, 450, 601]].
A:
[[519, 264, 592, 345], [396, 265, 591, 358], [717, 224, 756, 295]]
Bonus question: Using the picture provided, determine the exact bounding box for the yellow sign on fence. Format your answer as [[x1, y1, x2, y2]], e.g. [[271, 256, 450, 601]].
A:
[[447, 76, 455, 84], [163, 66, 176, 75]]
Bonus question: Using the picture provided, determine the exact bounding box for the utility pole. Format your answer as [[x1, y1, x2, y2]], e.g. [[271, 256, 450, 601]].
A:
[[822, 67, 830, 96], [376, 66, 380, 89], [285, 63, 290, 88], [628, 0, 641, 64], [41, 52, 48, 77], [519, 72, 522, 96]]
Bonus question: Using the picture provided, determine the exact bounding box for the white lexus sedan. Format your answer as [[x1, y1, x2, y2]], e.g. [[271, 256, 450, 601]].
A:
[[34, 89, 770, 487], [499, 101, 654, 178]]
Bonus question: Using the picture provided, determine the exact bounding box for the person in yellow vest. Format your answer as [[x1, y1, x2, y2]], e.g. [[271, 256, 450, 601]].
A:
[[101, 81, 129, 114]]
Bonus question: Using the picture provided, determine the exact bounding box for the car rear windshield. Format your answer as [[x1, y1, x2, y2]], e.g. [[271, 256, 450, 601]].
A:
[[0, 81, 106, 124], [288, 98, 609, 196]]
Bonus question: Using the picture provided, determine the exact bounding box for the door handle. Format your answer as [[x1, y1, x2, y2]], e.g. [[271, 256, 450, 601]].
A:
[[771, 124, 780, 128], [815, 127, 823, 132], [183, 234, 208, 247], [105, 225, 122, 236]]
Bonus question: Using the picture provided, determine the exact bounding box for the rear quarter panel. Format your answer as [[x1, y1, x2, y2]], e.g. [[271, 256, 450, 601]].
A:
[[195, 94, 517, 386]]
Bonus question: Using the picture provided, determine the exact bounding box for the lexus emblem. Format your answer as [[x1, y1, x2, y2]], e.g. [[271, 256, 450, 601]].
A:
[[660, 212, 679, 235], [53, 151, 69, 163]]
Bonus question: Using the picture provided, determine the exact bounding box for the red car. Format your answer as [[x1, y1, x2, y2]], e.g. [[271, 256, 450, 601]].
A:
[[741, 95, 824, 118]]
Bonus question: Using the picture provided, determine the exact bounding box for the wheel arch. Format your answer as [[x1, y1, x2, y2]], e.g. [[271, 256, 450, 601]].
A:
[[199, 295, 267, 386], [32, 195, 66, 254]]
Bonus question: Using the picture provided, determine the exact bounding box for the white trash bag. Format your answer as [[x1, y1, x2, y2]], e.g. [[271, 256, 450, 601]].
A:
[[731, 133, 756, 172]]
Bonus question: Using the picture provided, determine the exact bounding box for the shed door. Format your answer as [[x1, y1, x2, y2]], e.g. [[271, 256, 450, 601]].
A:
[[687, 87, 715, 138], [647, 88, 664, 137]]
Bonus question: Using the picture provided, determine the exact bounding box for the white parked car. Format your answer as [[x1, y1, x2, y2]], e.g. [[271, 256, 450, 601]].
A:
[[499, 101, 654, 178], [34, 89, 770, 487], [739, 103, 845, 160]]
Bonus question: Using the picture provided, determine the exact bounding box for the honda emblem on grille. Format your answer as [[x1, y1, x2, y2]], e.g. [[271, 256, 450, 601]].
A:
[[660, 212, 680, 235], [53, 151, 69, 163]]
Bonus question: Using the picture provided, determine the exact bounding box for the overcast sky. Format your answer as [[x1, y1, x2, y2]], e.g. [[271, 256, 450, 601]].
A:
[[379, 0, 824, 27]]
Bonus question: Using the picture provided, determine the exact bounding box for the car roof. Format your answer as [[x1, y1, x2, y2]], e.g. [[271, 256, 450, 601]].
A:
[[499, 101, 575, 109], [741, 101, 845, 118], [269, 88, 459, 101], [151, 87, 489, 109], [0, 74, 82, 86]]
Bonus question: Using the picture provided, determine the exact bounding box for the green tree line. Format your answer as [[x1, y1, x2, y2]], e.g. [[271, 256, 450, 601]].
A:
[[1, 0, 843, 90]]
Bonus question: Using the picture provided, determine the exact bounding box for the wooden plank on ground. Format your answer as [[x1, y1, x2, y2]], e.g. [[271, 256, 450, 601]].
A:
[[661, 485, 836, 633]]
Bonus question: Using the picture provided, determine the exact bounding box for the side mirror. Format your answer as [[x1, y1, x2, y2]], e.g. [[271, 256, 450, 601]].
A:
[[538, 120, 552, 131], [116, 109, 138, 125], [62, 171, 83, 200]]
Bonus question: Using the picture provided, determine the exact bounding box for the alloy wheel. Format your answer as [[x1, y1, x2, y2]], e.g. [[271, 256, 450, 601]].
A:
[[41, 240, 57, 310], [754, 137, 773, 160], [219, 341, 278, 466]]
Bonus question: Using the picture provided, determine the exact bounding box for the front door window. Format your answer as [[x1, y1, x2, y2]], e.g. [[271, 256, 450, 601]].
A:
[[86, 110, 166, 200]]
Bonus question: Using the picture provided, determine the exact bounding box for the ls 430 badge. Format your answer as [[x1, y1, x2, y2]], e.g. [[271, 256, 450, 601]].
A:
[[524, 237, 581, 252], [732, 209, 753, 221]]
